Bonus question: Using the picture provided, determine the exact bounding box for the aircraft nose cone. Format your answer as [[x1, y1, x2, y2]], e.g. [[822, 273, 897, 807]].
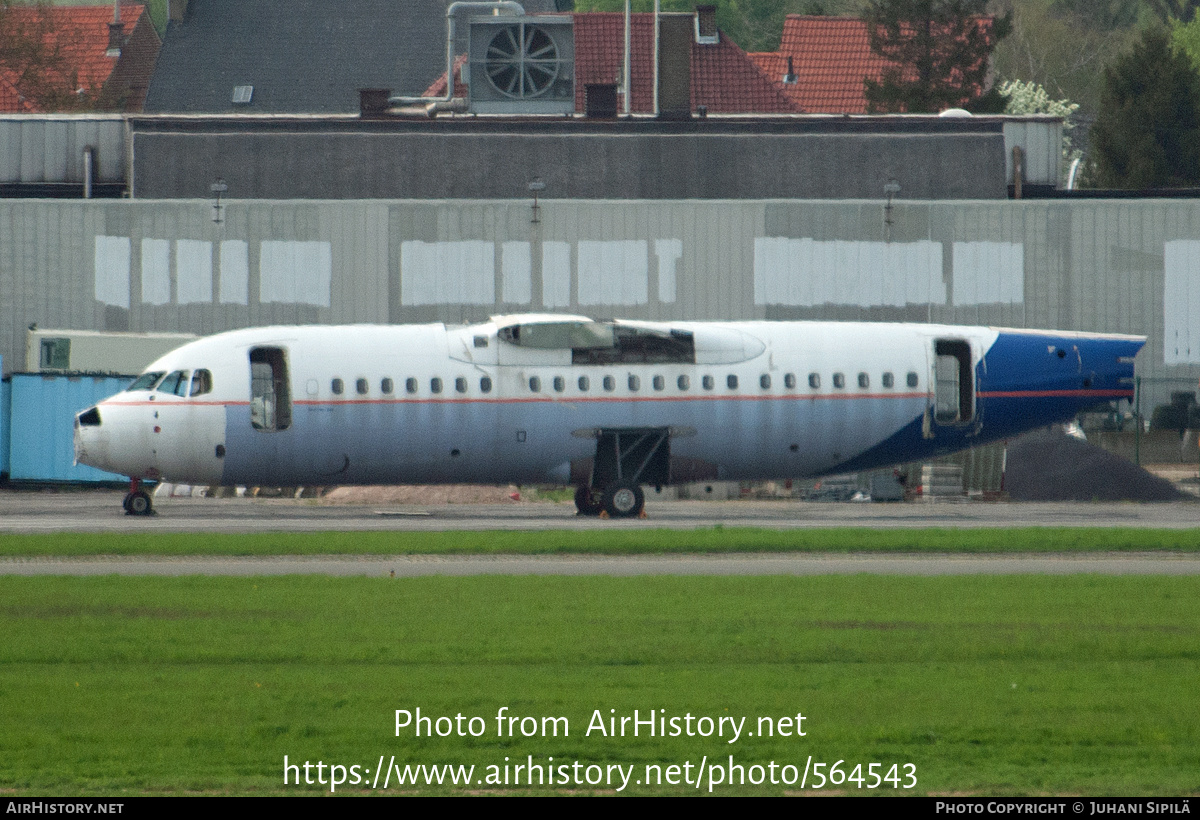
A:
[[73, 406, 105, 468]]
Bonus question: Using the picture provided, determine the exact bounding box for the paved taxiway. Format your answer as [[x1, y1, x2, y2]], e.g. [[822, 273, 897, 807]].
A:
[[1, 490, 1199, 533], [1, 491, 1198, 576]]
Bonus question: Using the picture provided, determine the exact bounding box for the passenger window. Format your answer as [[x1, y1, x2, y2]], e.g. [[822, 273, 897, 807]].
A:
[[529, 376, 541, 392], [480, 376, 493, 393], [406, 377, 418, 394], [190, 369, 213, 396], [678, 375, 690, 390], [858, 372, 869, 388], [431, 377, 442, 394], [381, 377, 394, 394], [628, 375, 640, 391], [456, 377, 468, 393], [833, 373, 845, 389], [356, 378, 369, 395], [553, 376, 565, 392], [578, 375, 590, 391], [331, 378, 344, 395], [603, 376, 615, 391], [760, 374, 771, 389], [808, 373, 820, 389], [653, 375, 665, 391], [784, 373, 796, 389], [882, 372, 894, 388], [907, 372, 919, 388], [727, 374, 739, 389], [702, 375, 714, 390]]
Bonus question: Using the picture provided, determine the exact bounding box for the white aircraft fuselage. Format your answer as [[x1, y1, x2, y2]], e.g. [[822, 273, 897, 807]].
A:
[[74, 315, 1144, 516]]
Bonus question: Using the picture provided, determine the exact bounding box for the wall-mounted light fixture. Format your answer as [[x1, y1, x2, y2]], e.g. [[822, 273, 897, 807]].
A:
[[528, 177, 546, 224], [883, 179, 901, 232], [210, 178, 228, 224]]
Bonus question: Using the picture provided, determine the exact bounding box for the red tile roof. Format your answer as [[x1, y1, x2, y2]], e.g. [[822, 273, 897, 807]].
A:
[[749, 16, 892, 114], [423, 12, 801, 115], [573, 12, 799, 114], [423, 54, 468, 98], [0, 4, 154, 112], [751, 15, 996, 114], [0, 75, 35, 112]]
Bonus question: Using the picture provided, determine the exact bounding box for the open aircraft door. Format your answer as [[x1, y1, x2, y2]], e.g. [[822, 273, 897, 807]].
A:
[[925, 337, 979, 437]]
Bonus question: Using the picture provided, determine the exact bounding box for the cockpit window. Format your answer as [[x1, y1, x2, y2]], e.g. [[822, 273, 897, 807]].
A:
[[127, 371, 165, 391], [158, 370, 189, 396], [190, 369, 213, 397]]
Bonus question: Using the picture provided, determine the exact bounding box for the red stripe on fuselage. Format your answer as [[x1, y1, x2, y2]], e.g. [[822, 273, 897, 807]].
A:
[[977, 389, 1132, 399], [103, 392, 931, 408]]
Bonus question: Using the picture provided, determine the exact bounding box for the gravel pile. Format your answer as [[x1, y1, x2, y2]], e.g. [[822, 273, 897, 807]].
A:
[[1004, 429, 1189, 502]]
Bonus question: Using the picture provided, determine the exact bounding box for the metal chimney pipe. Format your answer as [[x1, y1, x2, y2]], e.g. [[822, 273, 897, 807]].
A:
[[390, 1, 525, 106]]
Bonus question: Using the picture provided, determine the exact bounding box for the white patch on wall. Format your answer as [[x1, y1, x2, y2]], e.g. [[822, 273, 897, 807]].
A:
[[140, 238, 171, 306], [501, 241, 531, 304], [260, 241, 332, 307], [1164, 240, 1200, 363], [952, 241, 1024, 305], [542, 241, 571, 308], [93, 236, 130, 308], [753, 238, 945, 307], [577, 240, 648, 305], [655, 239, 682, 303], [400, 240, 494, 305], [175, 240, 213, 305], [219, 240, 249, 305]]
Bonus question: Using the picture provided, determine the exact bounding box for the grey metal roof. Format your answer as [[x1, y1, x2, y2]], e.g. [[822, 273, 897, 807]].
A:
[[143, 0, 559, 114]]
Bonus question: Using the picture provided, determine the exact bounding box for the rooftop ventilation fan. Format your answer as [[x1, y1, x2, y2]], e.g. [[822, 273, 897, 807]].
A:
[[486, 23, 560, 99], [467, 17, 574, 114]]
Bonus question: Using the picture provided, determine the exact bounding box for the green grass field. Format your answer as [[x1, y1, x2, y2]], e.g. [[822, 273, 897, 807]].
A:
[[4, 527, 1200, 556], [2, 574, 1198, 795]]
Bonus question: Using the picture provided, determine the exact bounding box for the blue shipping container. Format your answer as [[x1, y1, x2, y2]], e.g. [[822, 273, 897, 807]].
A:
[[1, 355, 7, 475], [8, 373, 134, 482]]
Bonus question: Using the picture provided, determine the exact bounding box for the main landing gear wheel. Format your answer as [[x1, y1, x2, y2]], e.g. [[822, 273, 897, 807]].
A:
[[574, 485, 604, 516], [602, 482, 645, 519], [124, 490, 153, 516]]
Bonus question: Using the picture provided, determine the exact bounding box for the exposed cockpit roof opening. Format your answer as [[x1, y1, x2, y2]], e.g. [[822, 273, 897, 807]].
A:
[[498, 318, 696, 365], [573, 326, 695, 365], [499, 320, 613, 350]]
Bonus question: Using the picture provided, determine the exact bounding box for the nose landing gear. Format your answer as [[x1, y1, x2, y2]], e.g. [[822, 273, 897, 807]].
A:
[[123, 478, 154, 516]]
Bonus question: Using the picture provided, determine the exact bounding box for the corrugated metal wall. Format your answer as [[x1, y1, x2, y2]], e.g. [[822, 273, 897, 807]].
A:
[[1, 197, 1199, 412], [0, 116, 126, 184]]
